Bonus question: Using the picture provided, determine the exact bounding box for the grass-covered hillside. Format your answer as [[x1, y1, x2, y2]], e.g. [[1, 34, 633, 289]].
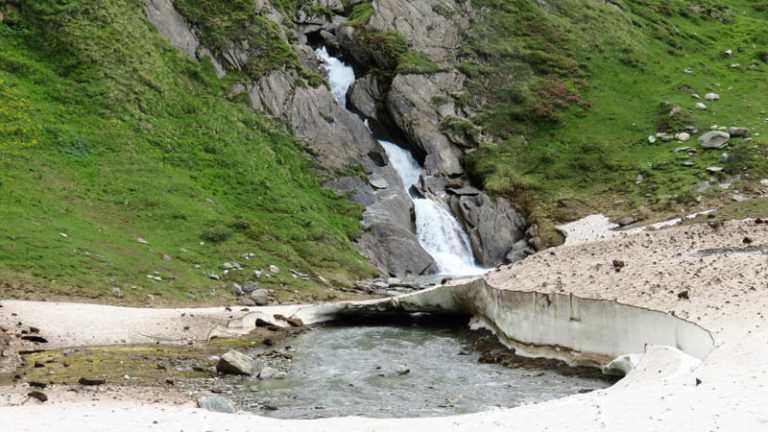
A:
[[0, 0, 376, 305], [460, 0, 768, 243]]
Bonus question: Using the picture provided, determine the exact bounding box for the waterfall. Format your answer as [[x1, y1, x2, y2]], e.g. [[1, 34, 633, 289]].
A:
[[315, 47, 487, 276]]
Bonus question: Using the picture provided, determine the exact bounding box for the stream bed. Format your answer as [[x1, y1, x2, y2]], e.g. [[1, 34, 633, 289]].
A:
[[235, 323, 613, 419]]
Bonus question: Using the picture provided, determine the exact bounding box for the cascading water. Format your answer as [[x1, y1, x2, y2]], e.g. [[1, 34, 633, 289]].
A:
[[315, 47, 486, 276]]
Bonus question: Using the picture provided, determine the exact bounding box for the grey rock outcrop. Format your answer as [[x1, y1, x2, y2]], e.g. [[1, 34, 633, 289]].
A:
[[143, 0, 199, 58], [339, 0, 472, 65], [387, 73, 466, 176], [358, 223, 439, 276], [449, 193, 527, 266]]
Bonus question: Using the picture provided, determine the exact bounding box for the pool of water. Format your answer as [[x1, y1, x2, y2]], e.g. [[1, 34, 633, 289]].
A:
[[237, 324, 613, 419]]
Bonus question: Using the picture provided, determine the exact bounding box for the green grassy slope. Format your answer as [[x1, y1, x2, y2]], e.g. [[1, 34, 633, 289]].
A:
[[0, 0, 375, 304], [460, 0, 768, 243]]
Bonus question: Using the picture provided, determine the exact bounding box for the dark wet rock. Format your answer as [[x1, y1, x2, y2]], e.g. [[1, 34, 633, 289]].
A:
[[612, 259, 626, 271], [348, 75, 385, 121], [20, 335, 47, 344], [449, 193, 527, 266], [677, 290, 690, 300], [272, 315, 304, 328], [78, 377, 106, 386], [197, 394, 237, 413], [447, 186, 483, 196], [728, 127, 751, 138], [27, 390, 48, 402], [217, 350, 256, 376]]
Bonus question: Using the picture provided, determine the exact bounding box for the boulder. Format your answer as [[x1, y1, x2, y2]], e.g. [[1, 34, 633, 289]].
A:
[[357, 223, 439, 276], [217, 350, 256, 376], [449, 193, 527, 267], [699, 131, 730, 149], [249, 289, 270, 306], [258, 366, 287, 380], [728, 127, 751, 138], [504, 239, 534, 263], [242, 283, 259, 294], [196, 394, 237, 414], [348, 75, 385, 121]]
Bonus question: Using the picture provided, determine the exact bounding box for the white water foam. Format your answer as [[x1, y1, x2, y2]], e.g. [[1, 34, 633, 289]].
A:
[[315, 46, 356, 105]]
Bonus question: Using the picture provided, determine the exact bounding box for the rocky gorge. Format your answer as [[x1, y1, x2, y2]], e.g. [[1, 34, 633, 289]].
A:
[[144, 0, 530, 277]]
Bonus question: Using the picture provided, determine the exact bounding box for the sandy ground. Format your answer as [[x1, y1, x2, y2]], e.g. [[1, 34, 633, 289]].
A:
[[1, 218, 767, 431]]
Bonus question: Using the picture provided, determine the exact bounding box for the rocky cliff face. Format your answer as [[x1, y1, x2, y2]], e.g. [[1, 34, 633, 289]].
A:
[[143, 0, 530, 276]]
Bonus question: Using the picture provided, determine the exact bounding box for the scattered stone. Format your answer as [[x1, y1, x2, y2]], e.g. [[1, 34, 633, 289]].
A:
[[676, 132, 691, 142], [699, 131, 730, 149], [274, 314, 303, 327], [681, 161, 695, 167], [743, 237, 754, 245], [27, 391, 48, 403], [255, 318, 280, 331], [677, 290, 690, 300], [249, 289, 270, 306], [704, 93, 720, 101], [216, 351, 256, 376], [732, 194, 748, 203], [695, 102, 707, 110], [612, 260, 626, 272], [707, 166, 724, 174], [724, 49, 733, 56], [396, 368, 411, 376], [111, 287, 123, 298], [160, 253, 172, 261], [696, 378, 702, 386], [136, 238, 150, 245], [208, 273, 221, 281], [231, 283, 244, 296], [760, 179, 768, 187], [242, 283, 259, 294], [728, 127, 751, 138], [20, 335, 47, 344], [268, 265, 280, 274], [720, 152, 729, 163], [196, 394, 237, 414], [647, 135, 657, 144], [78, 377, 106, 386], [253, 270, 263, 279], [635, 174, 644, 185], [258, 366, 287, 380]]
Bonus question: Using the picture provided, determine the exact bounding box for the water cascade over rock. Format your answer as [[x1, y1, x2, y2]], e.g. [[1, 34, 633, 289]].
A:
[[316, 48, 485, 276]]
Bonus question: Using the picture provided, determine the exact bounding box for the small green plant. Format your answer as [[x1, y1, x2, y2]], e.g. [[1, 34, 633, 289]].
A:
[[201, 226, 233, 242]]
